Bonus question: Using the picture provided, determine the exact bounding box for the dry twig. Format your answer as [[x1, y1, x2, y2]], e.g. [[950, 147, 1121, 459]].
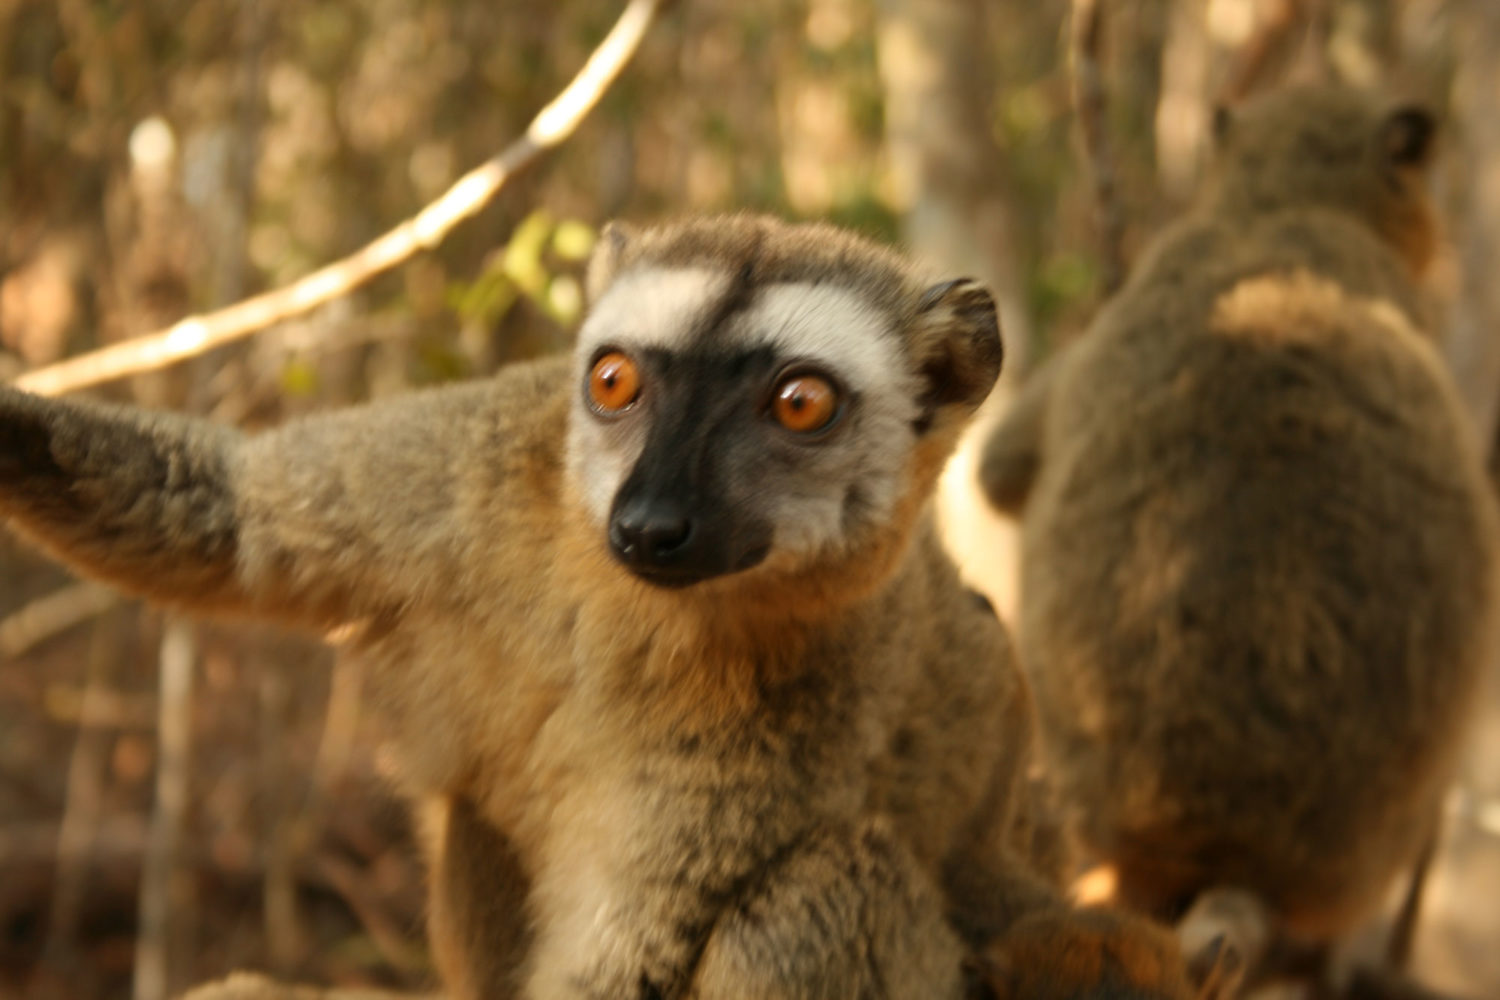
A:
[[133, 619, 197, 1000], [13, 0, 664, 398], [312, 853, 427, 976], [1069, 0, 1126, 296], [0, 581, 121, 658], [260, 652, 305, 973], [43, 609, 126, 963], [0, 818, 149, 868]]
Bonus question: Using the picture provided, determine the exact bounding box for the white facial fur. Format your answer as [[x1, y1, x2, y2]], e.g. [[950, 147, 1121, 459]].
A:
[[565, 267, 921, 565], [566, 267, 730, 523], [726, 283, 920, 558]]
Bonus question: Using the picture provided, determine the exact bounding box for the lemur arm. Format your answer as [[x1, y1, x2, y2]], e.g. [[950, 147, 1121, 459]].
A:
[[975, 356, 1062, 518], [0, 355, 571, 627], [0, 385, 249, 610]]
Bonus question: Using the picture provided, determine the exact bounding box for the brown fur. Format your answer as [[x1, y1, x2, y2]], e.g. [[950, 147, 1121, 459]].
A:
[[978, 86, 1499, 962], [978, 907, 1206, 1000], [0, 215, 1203, 999]]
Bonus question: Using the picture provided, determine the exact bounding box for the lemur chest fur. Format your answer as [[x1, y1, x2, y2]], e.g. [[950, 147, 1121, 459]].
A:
[[523, 680, 869, 997], [0, 215, 1037, 1000], [362, 589, 878, 922]]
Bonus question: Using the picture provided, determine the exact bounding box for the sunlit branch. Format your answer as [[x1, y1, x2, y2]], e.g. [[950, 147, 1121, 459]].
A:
[[15, 0, 664, 398], [1069, 0, 1125, 296]]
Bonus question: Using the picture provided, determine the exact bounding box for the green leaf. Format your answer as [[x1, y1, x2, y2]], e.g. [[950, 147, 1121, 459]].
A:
[[279, 357, 321, 398], [502, 208, 555, 297], [552, 219, 597, 261]]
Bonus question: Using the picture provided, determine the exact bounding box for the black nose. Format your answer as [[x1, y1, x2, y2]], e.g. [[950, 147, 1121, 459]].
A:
[[610, 500, 694, 564]]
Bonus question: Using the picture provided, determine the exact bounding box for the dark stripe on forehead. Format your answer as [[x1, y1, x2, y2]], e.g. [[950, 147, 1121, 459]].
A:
[[639, 344, 779, 385], [614, 215, 917, 322], [686, 245, 762, 352]]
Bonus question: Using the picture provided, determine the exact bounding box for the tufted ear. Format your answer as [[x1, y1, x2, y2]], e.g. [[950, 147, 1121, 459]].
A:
[[585, 220, 636, 305], [910, 277, 1004, 428], [1380, 104, 1436, 171]]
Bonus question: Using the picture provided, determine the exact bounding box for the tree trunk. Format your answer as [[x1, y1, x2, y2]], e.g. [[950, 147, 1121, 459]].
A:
[[875, 0, 1031, 368], [876, 0, 1032, 615]]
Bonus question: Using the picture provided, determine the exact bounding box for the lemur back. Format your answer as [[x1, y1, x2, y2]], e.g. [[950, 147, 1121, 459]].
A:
[[980, 86, 1499, 969]]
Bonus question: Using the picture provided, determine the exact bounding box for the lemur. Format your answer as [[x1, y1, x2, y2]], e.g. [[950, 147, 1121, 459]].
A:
[[979, 86, 1499, 990], [1, 215, 1216, 999]]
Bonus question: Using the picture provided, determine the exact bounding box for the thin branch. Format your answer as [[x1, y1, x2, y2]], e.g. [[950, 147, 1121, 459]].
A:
[[43, 609, 125, 964], [310, 653, 364, 795], [314, 853, 428, 975], [260, 652, 305, 973], [0, 581, 121, 659], [133, 619, 196, 1000], [1069, 0, 1125, 296], [0, 818, 148, 867], [13, 0, 664, 398], [41, 684, 156, 728]]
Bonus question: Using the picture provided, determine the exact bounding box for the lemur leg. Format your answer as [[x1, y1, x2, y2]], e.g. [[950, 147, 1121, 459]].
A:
[[426, 797, 532, 1000]]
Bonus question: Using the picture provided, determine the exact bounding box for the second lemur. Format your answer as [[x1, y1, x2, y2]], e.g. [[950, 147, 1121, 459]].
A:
[[980, 86, 1499, 981]]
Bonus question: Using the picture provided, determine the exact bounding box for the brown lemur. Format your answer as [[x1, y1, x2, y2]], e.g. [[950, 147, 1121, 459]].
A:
[[0, 215, 1215, 999], [978, 85, 1500, 983]]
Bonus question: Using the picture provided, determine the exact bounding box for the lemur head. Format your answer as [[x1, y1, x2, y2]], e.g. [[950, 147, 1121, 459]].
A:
[[565, 215, 1001, 593], [1204, 85, 1439, 274]]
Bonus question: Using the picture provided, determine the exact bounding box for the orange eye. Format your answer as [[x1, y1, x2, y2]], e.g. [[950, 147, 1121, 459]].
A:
[[588, 351, 640, 414], [773, 373, 840, 434]]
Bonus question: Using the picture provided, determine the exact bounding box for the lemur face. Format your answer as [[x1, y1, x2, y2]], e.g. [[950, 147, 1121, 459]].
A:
[[567, 266, 923, 588]]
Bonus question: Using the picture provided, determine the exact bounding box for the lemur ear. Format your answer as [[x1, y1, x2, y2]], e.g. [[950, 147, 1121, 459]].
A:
[[911, 277, 1004, 423], [1380, 104, 1436, 170], [586, 220, 636, 304]]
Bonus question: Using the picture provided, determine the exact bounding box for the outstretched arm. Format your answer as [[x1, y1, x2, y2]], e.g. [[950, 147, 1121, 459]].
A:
[[976, 357, 1062, 518], [0, 354, 571, 628], [0, 386, 247, 610]]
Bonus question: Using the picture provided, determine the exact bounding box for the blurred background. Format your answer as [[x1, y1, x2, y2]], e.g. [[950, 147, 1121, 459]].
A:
[[0, 1, 1497, 998]]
